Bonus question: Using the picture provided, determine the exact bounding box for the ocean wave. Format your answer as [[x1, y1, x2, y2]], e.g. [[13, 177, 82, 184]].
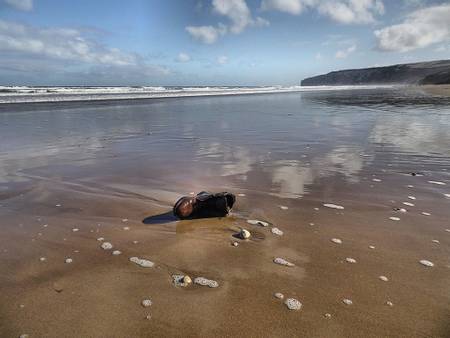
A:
[[0, 85, 396, 104]]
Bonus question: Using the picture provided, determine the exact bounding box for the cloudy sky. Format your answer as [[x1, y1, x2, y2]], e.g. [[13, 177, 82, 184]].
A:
[[0, 0, 449, 86]]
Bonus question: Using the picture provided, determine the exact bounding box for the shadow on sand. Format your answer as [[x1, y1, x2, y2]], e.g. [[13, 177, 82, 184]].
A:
[[142, 211, 178, 224]]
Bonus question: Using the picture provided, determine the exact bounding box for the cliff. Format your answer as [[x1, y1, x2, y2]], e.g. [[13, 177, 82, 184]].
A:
[[301, 60, 450, 86]]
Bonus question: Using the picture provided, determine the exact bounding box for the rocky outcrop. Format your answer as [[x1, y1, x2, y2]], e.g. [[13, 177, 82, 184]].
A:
[[301, 60, 450, 86]]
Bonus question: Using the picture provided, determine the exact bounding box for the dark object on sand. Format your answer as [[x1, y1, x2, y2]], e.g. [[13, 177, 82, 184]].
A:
[[173, 191, 236, 219]]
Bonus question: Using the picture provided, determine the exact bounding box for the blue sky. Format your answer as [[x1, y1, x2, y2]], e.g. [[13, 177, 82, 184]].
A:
[[0, 0, 449, 86]]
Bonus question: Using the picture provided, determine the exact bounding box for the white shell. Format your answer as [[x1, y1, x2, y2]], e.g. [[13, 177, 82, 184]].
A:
[[369, 245, 375, 249], [345, 257, 357, 264], [279, 205, 289, 210], [97, 237, 105, 241], [403, 202, 414, 206], [130, 257, 154, 268], [65, 258, 73, 264], [101, 242, 113, 250], [112, 250, 122, 255], [194, 277, 219, 288], [284, 298, 302, 310], [72, 228, 79, 232], [239, 229, 251, 239], [419, 259, 434, 267], [331, 238, 342, 244], [372, 178, 381, 182], [342, 299, 353, 305], [141, 299, 152, 307], [39, 257, 46, 262], [247, 219, 269, 227], [428, 180, 446, 185], [273, 257, 295, 267], [379, 275, 389, 282], [389, 217, 400, 221], [407, 196, 416, 200], [421, 212, 431, 216], [274, 292, 284, 299], [431, 240, 440, 244], [386, 301, 394, 307], [323, 203, 344, 210], [271, 227, 284, 236]]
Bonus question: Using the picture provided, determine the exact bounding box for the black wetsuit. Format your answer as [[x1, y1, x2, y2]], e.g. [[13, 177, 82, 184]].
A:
[[173, 191, 236, 219]]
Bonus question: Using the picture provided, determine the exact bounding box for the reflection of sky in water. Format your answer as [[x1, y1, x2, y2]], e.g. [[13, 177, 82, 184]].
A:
[[1, 88, 449, 197]]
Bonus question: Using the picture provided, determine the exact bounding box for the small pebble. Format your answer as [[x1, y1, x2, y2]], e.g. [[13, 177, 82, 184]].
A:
[[323, 203, 344, 210], [389, 217, 400, 221], [19, 334, 29, 338], [39, 257, 46, 262], [55, 204, 61, 207], [324, 313, 332, 318], [273, 257, 295, 267], [431, 240, 440, 244], [345, 257, 357, 264], [444, 194, 450, 198], [379, 275, 389, 282], [232, 242, 239, 247], [239, 229, 251, 239], [331, 238, 342, 244], [247, 219, 269, 227], [194, 277, 219, 288], [271, 227, 283, 236], [72, 228, 79, 232], [372, 178, 381, 182], [123, 226, 130, 230], [145, 314, 152, 320], [122, 218, 128, 222], [421, 212, 431, 216], [237, 193, 246, 197], [342, 299, 353, 305], [43, 224, 48, 228], [419, 259, 434, 267], [428, 180, 446, 185], [112, 250, 122, 255], [101, 242, 113, 250], [314, 207, 319, 211], [279, 205, 288, 210], [284, 298, 302, 310], [407, 196, 416, 200], [369, 245, 375, 249], [97, 237, 105, 241], [407, 185, 414, 188], [172, 274, 192, 287], [65, 258, 73, 264], [386, 301, 394, 307], [130, 257, 154, 268], [403, 202, 414, 207], [274, 292, 284, 299], [141, 299, 152, 307]]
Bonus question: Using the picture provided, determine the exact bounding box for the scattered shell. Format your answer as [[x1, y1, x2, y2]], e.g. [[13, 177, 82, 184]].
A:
[[446, 229, 450, 233], [323, 203, 344, 210], [55, 204, 61, 207], [407, 185, 414, 188], [43, 224, 48, 228], [331, 238, 342, 244], [274, 292, 284, 299], [123, 226, 130, 230], [428, 180, 446, 186], [72, 228, 79, 232], [372, 178, 381, 182], [273, 257, 295, 267], [407, 196, 416, 200], [65, 258, 73, 264], [345, 257, 357, 264], [444, 194, 450, 198], [369, 245, 376, 249], [431, 239, 440, 244], [279, 205, 289, 210], [133, 240, 139, 244], [173, 274, 192, 287], [112, 250, 122, 255], [238, 229, 251, 239], [309, 222, 315, 226], [101, 242, 113, 250], [122, 218, 128, 222], [145, 314, 152, 320], [324, 313, 332, 318], [271, 227, 284, 236], [39, 257, 46, 262], [232, 242, 239, 247], [97, 237, 105, 241], [389, 217, 400, 221], [386, 301, 394, 307], [379, 276, 389, 282], [421, 212, 431, 216], [247, 219, 269, 227], [419, 259, 434, 267], [314, 207, 319, 211], [342, 299, 353, 305], [19, 334, 29, 338], [237, 193, 246, 197], [141, 299, 152, 307], [284, 298, 302, 310], [130, 257, 154, 268], [194, 277, 219, 288], [394, 207, 407, 213], [403, 202, 414, 207]]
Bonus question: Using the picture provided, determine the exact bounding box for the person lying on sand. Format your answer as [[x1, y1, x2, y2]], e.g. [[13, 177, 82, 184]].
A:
[[173, 191, 236, 219]]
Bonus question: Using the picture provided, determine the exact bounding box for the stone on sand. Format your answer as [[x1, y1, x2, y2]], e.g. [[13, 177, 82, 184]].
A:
[[194, 277, 219, 288], [271, 227, 283, 236], [419, 260, 434, 267], [65, 258, 73, 264], [345, 257, 357, 264], [389, 217, 400, 221], [386, 301, 394, 307], [284, 298, 302, 310], [331, 238, 342, 244], [239, 229, 251, 239], [279, 205, 288, 210], [342, 299, 353, 305], [112, 250, 122, 255], [141, 299, 152, 307], [130, 257, 155, 268], [274, 292, 284, 299], [97, 237, 105, 241], [428, 180, 446, 185], [407, 196, 416, 200], [421, 212, 431, 216], [323, 203, 344, 210], [273, 257, 295, 267], [379, 276, 389, 282], [173, 274, 192, 287], [101, 242, 113, 250], [324, 313, 332, 318], [403, 202, 414, 207]]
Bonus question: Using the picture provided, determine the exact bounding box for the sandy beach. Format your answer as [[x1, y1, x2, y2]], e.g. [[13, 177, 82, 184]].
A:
[[1, 88, 449, 337]]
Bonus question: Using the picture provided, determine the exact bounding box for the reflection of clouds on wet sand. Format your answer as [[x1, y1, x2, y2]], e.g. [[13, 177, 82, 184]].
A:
[[370, 116, 450, 156], [196, 142, 256, 179], [271, 160, 313, 198]]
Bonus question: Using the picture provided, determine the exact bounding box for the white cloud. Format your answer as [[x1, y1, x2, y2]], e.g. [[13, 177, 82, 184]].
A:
[[217, 55, 228, 64], [186, 24, 227, 44], [374, 4, 450, 52], [315, 52, 322, 60], [186, 0, 269, 44], [261, 0, 385, 24], [335, 44, 356, 58], [176, 52, 191, 62], [4, 0, 32, 11]]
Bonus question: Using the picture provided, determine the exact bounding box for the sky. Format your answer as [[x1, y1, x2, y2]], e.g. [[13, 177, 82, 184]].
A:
[[0, 0, 449, 86]]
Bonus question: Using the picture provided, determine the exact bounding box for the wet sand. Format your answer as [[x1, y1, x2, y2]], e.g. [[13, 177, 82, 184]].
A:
[[0, 89, 449, 337], [419, 85, 450, 97]]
